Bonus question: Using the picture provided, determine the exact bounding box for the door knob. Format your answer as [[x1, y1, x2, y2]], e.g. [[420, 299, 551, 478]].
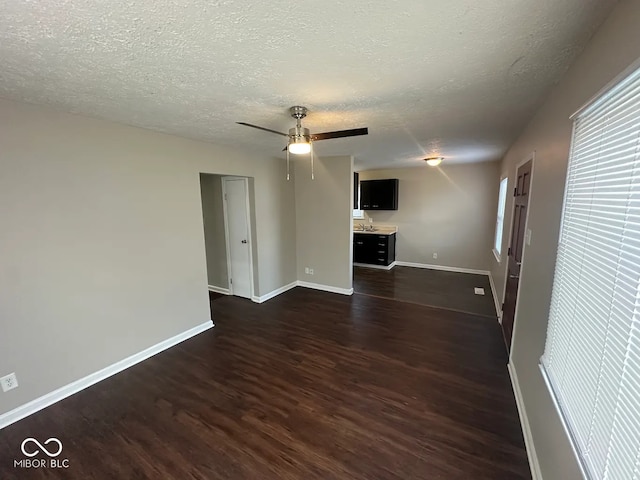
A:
[[241, 239, 247, 244]]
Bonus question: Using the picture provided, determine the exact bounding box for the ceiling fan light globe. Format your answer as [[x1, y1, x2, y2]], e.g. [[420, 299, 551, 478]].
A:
[[288, 142, 311, 154]]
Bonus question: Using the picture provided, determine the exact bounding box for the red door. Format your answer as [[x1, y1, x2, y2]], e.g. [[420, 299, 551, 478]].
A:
[[502, 160, 532, 352]]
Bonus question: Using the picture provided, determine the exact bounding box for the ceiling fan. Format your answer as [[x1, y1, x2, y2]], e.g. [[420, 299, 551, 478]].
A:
[[237, 106, 368, 180]]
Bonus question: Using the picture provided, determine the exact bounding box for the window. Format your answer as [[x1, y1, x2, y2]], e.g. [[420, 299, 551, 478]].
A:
[[541, 63, 640, 480], [493, 177, 508, 259]]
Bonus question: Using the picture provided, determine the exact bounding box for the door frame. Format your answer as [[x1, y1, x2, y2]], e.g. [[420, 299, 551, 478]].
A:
[[221, 176, 255, 299], [500, 152, 536, 357]]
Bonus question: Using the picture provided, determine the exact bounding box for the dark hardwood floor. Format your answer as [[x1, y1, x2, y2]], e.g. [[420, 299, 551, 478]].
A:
[[0, 287, 529, 479], [209, 290, 226, 320], [354, 265, 498, 318]]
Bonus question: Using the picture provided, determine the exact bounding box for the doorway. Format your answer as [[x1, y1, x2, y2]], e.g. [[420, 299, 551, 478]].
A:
[[200, 174, 255, 301], [222, 177, 254, 299], [501, 157, 533, 352]]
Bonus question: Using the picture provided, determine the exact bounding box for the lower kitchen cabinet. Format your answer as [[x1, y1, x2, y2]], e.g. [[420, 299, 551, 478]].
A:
[[353, 233, 396, 266]]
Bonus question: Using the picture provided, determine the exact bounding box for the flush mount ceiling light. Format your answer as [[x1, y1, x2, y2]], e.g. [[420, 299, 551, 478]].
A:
[[424, 156, 444, 167]]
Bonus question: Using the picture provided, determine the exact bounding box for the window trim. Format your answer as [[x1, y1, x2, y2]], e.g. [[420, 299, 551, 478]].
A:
[[492, 176, 509, 263], [570, 54, 640, 120]]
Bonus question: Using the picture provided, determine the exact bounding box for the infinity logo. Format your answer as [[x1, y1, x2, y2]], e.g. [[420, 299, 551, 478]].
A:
[[20, 438, 63, 458]]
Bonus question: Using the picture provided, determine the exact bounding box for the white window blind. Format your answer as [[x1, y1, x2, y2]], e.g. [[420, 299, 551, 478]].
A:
[[494, 177, 508, 256], [541, 63, 640, 480]]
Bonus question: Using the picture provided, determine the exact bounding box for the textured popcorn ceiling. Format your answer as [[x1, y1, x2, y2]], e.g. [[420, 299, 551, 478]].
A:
[[0, 0, 616, 169]]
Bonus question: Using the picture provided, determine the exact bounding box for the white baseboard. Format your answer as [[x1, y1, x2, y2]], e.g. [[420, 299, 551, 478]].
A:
[[297, 281, 353, 296], [208, 285, 231, 295], [508, 363, 543, 480], [0, 321, 214, 430], [251, 281, 297, 304], [244, 279, 354, 304], [395, 261, 490, 276], [488, 273, 502, 322], [353, 261, 397, 271]]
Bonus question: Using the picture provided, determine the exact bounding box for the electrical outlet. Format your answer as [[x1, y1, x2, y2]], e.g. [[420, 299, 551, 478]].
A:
[[1, 373, 18, 392], [433, 252, 438, 259], [309, 268, 314, 275], [305, 267, 310, 274]]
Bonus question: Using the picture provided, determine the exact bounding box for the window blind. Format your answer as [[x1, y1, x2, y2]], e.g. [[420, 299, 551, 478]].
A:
[[541, 63, 640, 480]]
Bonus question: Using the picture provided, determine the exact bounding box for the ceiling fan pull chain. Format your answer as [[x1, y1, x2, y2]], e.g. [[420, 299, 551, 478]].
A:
[[286, 146, 290, 181], [310, 142, 315, 180]]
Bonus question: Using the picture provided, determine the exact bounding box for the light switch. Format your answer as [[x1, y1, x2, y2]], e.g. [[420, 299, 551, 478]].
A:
[[526, 229, 532, 246]]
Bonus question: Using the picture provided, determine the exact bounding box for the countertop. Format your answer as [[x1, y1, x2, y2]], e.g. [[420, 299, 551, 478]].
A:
[[353, 226, 398, 236]]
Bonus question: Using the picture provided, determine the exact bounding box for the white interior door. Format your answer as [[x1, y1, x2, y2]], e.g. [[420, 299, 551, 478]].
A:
[[223, 178, 253, 299]]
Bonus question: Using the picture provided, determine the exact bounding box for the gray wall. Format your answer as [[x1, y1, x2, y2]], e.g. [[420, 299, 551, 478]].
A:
[[359, 162, 499, 272], [247, 177, 261, 295], [295, 155, 353, 290], [199, 174, 228, 289], [491, 1, 640, 478], [0, 98, 297, 416]]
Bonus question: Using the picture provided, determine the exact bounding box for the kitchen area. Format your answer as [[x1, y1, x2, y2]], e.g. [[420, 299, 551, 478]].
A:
[[353, 176, 399, 270], [352, 167, 499, 319]]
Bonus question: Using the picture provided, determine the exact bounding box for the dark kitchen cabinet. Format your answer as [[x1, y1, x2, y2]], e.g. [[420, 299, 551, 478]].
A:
[[353, 233, 396, 266], [359, 179, 399, 210]]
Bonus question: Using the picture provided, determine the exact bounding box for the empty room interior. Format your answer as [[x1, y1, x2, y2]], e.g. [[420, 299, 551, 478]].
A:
[[1, 1, 640, 479]]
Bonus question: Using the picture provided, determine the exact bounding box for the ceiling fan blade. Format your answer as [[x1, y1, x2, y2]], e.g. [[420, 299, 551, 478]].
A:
[[311, 127, 368, 141], [236, 122, 289, 137]]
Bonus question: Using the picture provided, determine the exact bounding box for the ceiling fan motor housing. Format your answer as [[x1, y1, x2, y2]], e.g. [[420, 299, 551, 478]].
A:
[[289, 126, 310, 142], [289, 106, 310, 142]]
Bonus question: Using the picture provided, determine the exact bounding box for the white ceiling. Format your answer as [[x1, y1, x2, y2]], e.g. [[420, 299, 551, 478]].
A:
[[0, 0, 616, 170]]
